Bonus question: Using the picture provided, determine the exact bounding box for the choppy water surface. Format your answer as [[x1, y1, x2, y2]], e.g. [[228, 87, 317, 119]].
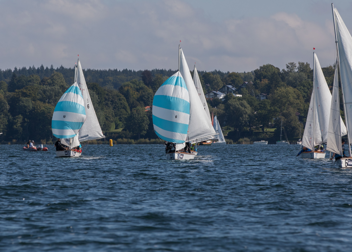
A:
[[1, 144, 352, 251]]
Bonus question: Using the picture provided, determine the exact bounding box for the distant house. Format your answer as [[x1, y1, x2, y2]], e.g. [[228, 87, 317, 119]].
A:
[[145, 106, 151, 112], [219, 85, 236, 95], [233, 94, 242, 97], [258, 93, 267, 101], [205, 91, 225, 99]]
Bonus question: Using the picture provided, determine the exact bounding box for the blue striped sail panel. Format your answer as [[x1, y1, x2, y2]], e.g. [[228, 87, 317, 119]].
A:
[[52, 83, 87, 139], [152, 72, 190, 143]]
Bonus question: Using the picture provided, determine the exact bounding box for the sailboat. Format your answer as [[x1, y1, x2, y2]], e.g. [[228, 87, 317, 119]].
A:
[[300, 51, 345, 158], [52, 59, 105, 157], [193, 65, 213, 145], [152, 46, 216, 160], [330, 5, 352, 167], [276, 118, 289, 145], [213, 116, 226, 144]]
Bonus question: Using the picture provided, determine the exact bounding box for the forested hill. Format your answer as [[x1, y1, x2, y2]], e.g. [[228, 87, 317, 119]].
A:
[[0, 62, 337, 144]]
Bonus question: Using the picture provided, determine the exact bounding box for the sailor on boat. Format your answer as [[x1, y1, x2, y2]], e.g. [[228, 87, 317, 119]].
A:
[[55, 138, 69, 151], [330, 139, 346, 161]]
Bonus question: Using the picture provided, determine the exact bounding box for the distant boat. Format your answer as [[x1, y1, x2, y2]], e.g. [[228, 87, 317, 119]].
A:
[[276, 119, 289, 145], [254, 140, 268, 145], [297, 139, 302, 145], [52, 59, 105, 157], [213, 116, 226, 144], [329, 5, 352, 167], [152, 46, 216, 160]]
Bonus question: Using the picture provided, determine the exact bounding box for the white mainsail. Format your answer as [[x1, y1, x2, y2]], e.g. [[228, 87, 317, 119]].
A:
[[302, 53, 333, 150], [179, 47, 216, 143], [76, 60, 105, 141], [333, 7, 352, 156], [213, 116, 226, 144], [326, 64, 347, 155], [193, 66, 211, 120]]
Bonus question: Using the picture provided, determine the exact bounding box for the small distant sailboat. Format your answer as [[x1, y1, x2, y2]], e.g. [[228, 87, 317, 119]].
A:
[[152, 46, 216, 160], [276, 119, 289, 145], [329, 5, 352, 167], [52, 59, 105, 157], [300, 51, 346, 159], [213, 116, 226, 144]]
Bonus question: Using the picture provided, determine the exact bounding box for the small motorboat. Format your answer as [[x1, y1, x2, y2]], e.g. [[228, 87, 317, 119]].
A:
[[23, 146, 37, 151], [23, 144, 48, 151]]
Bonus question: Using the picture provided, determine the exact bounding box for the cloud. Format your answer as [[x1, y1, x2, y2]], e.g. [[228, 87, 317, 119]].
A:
[[0, 0, 343, 72]]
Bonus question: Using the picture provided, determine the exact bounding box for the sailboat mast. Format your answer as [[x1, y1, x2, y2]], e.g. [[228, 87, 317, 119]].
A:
[[178, 44, 181, 71], [312, 51, 316, 148], [331, 3, 351, 156], [280, 118, 283, 141]]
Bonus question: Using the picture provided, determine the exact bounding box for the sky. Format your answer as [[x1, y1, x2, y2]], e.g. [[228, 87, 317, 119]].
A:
[[0, 0, 352, 72]]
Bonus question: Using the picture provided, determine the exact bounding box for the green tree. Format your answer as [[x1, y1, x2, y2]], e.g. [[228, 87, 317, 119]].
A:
[[222, 72, 243, 88], [124, 107, 149, 139]]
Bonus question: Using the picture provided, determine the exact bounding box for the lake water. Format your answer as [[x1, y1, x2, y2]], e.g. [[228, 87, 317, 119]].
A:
[[1, 144, 352, 251]]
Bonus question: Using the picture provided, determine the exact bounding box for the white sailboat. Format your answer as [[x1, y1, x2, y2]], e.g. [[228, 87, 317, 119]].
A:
[[300, 52, 342, 159], [52, 59, 105, 157], [331, 5, 352, 167], [213, 116, 226, 144], [276, 118, 289, 145], [152, 46, 216, 160]]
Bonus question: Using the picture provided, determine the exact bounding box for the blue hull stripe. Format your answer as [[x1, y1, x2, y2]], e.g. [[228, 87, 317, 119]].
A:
[[161, 76, 187, 90], [54, 101, 86, 115], [153, 115, 188, 134], [52, 120, 84, 130], [65, 85, 83, 98], [153, 95, 190, 114], [155, 131, 185, 144]]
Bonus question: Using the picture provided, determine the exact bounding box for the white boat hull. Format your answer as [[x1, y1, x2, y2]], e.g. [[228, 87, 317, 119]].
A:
[[56, 150, 82, 157], [339, 157, 352, 168], [166, 151, 197, 160], [299, 151, 326, 159], [253, 141, 268, 145]]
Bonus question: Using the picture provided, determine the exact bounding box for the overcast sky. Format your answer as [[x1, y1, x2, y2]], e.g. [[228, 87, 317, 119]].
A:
[[1, 0, 352, 72]]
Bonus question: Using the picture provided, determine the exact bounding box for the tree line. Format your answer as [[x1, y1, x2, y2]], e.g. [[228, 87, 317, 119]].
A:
[[0, 62, 338, 144]]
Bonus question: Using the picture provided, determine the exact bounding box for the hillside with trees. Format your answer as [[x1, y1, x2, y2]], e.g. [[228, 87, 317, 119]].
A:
[[0, 62, 338, 144]]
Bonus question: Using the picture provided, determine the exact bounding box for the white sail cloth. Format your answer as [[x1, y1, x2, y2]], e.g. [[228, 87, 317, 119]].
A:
[[76, 60, 105, 141], [333, 7, 352, 152], [214, 116, 226, 143], [302, 53, 335, 150], [326, 65, 346, 155], [193, 66, 211, 120], [179, 48, 216, 144]]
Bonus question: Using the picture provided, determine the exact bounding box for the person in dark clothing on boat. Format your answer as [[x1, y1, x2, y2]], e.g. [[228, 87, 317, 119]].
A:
[[330, 139, 346, 161], [297, 146, 312, 156], [55, 138, 68, 151], [165, 142, 175, 153]]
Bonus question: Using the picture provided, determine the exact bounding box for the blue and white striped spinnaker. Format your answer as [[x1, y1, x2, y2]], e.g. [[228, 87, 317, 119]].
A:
[[52, 83, 86, 139], [152, 72, 190, 143]]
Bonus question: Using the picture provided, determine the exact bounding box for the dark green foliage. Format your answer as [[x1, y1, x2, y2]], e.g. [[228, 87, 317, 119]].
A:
[[0, 60, 337, 143], [124, 107, 149, 139]]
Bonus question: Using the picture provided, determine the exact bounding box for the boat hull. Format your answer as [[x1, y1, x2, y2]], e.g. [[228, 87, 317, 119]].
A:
[[199, 140, 212, 145], [166, 151, 197, 160], [340, 157, 352, 168], [213, 141, 226, 144], [56, 150, 82, 157], [299, 151, 326, 159]]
